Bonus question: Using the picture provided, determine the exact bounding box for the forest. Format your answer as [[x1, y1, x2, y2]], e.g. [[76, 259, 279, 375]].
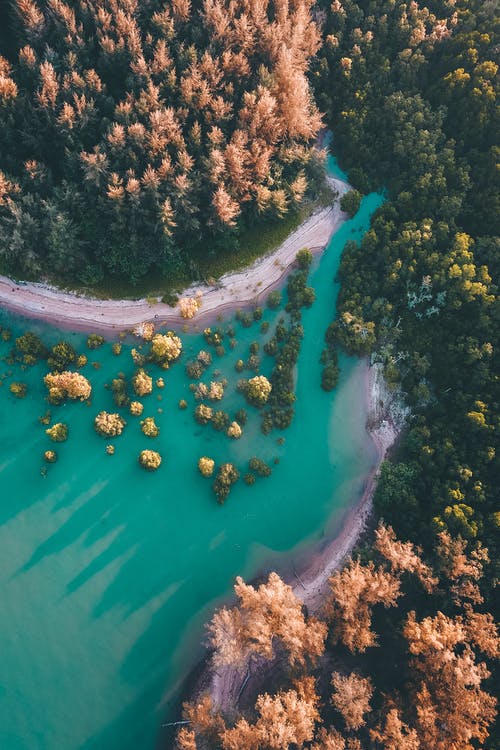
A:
[[315, 0, 498, 587], [175, 0, 498, 747], [0, 0, 324, 284], [0, 0, 497, 747], [177, 525, 498, 749]]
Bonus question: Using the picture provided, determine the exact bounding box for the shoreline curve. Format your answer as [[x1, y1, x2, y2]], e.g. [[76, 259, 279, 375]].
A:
[[178, 360, 408, 717], [0, 177, 348, 336]]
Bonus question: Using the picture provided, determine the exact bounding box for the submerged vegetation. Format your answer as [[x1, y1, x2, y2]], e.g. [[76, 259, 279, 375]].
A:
[[44, 370, 91, 403], [139, 449, 162, 472], [141, 416, 160, 438], [1, 248, 317, 503], [94, 411, 126, 437], [45, 422, 68, 442]]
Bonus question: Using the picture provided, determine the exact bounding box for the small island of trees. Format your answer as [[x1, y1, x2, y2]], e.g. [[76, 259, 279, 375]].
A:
[[94, 411, 126, 437], [138, 449, 162, 472]]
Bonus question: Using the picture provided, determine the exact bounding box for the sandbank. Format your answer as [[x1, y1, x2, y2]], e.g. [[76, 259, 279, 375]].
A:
[[0, 177, 348, 335], [195, 361, 408, 714]]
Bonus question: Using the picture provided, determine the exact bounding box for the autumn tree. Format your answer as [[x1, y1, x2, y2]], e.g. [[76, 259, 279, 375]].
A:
[[331, 672, 373, 731], [179, 694, 225, 748], [0, 0, 325, 282], [221, 677, 320, 750], [370, 708, 420, 750], [207, 572, 327, 667], [326, 559, 401, 652], [404, 610, 498, 749], [310, 727, 347, 750], [435, 530, 489, 605], [374, 523, 437, 593]]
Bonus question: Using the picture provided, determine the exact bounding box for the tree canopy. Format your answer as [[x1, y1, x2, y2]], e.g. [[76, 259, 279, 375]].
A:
[[0, 0, 324, 283]]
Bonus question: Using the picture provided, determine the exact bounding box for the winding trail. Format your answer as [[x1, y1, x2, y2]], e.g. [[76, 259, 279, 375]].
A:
[[0, 177, 348, 335]]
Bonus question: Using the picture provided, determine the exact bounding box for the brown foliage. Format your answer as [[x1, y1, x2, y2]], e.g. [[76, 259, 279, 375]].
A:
[[374, 523, 437, 592], [310, 727, 346, 750], [326, 559, 401, 652], [175, 728, 197, 750], [331, 671, 373, 730], [221, 677, 319, 750], [44, 370, 91, 401], [212, 185, 240, 226], [435, 531, 488, 604], [404, 610, 498, 749], [463, 606, 499, 658], [370, 708, 420, 750], [207, 572, 327, 667], [0, 57, 18, 101], [182, 694, 225, 743]]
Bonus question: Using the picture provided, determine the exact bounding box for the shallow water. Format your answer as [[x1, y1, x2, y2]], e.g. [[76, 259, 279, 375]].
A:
[[0, 156, 383, 750]]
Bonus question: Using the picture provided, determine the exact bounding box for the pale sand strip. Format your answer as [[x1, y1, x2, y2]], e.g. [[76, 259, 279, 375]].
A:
[[0, 177, 348, 334], [203, 362, 408, 714], [292, 361, 408, 613]]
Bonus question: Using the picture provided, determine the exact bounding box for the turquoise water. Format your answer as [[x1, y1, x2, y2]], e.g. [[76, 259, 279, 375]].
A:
[[0, 158, 383, 750]]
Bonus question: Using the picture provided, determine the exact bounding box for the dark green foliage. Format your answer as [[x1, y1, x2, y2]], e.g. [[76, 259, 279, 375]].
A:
[[314, 0, 499, 590], [9, 381, 27, 398], [186, 361, 203, 380], [47, 341, 77, 371], [161, 291, 179, 307], [285, 270, 315, 311], [248, 457, 272, 477], [374, 462, 421, 539], [340, 189, 362, 217], [237, 311, 254, 328], [321, 355, 340, 392], [295, 248, 313, 269], [234, 408, 248, 426], [110, 374, 129, 408], [14, 331, 47, 364], [253, 307, 263, 321], [213, 463, 239, 504], [203, 328, 224, 348], [246, 354, 260, 372], [211, 411, 230, 432], [87, 334, 105, 350], [267, 290, 282, 309], [261, 264, 313, 433]]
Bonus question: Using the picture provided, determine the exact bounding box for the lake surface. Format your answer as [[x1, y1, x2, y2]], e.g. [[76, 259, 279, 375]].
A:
[[0, 156, 383, 750]]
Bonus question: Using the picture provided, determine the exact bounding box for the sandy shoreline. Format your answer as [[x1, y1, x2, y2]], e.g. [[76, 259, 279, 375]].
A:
[[0, 177, 348, 336], [192, 360, 408, 715], [291, 360, 406, 614]]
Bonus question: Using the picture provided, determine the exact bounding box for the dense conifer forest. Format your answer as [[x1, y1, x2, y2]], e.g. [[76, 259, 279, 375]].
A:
[[0, 0, 324, 283], [315, 0, 498, 583], [175, 0, 499, 747], [0, 0, 497, 747]]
